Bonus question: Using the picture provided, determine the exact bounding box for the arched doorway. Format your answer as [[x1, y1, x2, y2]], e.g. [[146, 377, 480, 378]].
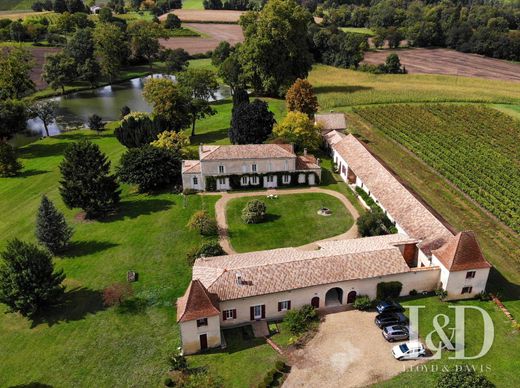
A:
[[347, 290, 357, 304], [325, 288, 343, 307], [311, 296, 320, 309]]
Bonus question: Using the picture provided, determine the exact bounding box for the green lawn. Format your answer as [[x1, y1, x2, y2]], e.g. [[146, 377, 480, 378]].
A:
[[0, 129, 279, 387], [182, 0, 205, 9], [340, 27, 375, 36], [226, 193, 354, 252], [380, 296, 520, 387]]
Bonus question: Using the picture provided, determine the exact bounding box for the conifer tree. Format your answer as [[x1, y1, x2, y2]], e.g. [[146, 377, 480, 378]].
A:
[[0, 239, 65, 316], [35, 195, 73, 254]]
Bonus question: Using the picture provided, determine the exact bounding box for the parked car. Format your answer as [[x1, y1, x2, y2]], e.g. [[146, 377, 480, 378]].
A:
[[376, 300, 404, 314], [374, 312, 409, 328], [392, 341, 427, 360], [382, 325, 409, 342]]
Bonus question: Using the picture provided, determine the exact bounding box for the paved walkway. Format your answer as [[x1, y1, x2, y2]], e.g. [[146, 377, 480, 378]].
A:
[[203, 187, 360, 254]]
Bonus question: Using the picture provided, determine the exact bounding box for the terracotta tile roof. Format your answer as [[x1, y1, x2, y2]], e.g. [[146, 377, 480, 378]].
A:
[[182, 160, 201, 174], [296, 155, 320, 170], [199, 144, 295, 160], [193, 234, 418, 301], [323, 130, 347, 147], [333, 134, 454, 254], [176, 279, 220, 322], [432, 231, 491, 271], [315, 113, 347, 131]]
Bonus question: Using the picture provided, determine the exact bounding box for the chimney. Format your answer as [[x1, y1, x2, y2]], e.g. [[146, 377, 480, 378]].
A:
[[303, 148, 308, 156]]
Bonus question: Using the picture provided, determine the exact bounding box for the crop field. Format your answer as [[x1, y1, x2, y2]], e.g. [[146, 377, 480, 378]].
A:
[[354, 104, 520, 233], [0, 0, 33, 11]]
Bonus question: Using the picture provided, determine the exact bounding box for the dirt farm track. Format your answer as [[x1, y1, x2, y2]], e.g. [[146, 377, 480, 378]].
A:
[[363, 48, 520, 82]]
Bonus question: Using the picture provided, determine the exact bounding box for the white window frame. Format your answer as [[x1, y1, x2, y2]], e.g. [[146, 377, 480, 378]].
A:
[[241, 176, 248, 185], [282, 175, 290, 184], [224, 309, 235, 320], [218, 177, 226, 185], [193, 176, 198, 185], [466, 270, 476, 279], [280, 300, 290, 311], [267, 175, 274, 183], [218, 165, 225, 173], [251, 176, 258, 184]]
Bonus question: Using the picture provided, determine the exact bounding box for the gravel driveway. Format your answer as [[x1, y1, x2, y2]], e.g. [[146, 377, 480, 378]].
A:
[[284, 310, 425, 388]]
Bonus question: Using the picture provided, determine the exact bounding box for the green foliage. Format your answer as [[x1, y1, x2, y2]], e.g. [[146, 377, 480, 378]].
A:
[[436, 370, 495, 388], [42, 52, 76, 93], [218, 54, 245, 94], [356, 208, 396, 237], [238, 0, 313, 95], [164, 13, 181, 29], [29, 100, 58, 137], [162, 48, 190, 74], [93, 22, 128, 81], [285, 78, 318, 118], [114, 112, 166, 148], [284, 304, 318, 335], [0, 142, 22, 177], [59, 140, 121, 219], [150, 130, 190, 157], [187, 210, 218, 236], [310, 27, 368, 69], [88, 114, 104, 133], [142, 78, 192, 131], [229, 99, 275, 144], [352, 295, 372, 310], [241, 199, 266, 224], [127, 20, 164, 67], [35, 195, 73, 254], [117, 145, 182, 193], [376, 281, 403, 301], [0, 46, 34, 99], [272, 111, 321, 152], [211, 41, 232, 66], [0, 99, 27, 141], [0, 239, 65, 317], [168, 352, 188, 371], [186, 240, 225, 265]]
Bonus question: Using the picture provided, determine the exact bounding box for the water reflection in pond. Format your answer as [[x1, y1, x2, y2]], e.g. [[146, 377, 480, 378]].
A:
[[27, 74, 231, 136]]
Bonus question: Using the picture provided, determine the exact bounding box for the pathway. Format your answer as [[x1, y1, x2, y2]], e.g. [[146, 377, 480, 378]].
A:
[[203, 187, 360, 254]]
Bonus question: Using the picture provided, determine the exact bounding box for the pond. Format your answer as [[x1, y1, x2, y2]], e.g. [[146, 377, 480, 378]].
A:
[[27, 74, 232, 136]]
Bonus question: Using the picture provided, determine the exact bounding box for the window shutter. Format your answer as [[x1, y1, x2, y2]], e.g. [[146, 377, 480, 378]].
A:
[[288, 301, 291, 310], [261, 305, 266, 319], [278, 302, 282, 312], [233, 309, 237, 319], [223, 311, 227, 321], [250, 306, 254, 321]]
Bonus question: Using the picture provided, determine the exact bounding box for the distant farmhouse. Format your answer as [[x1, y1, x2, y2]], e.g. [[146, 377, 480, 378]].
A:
[[176, 116, 491, 355], [182, 144, 321, 191]]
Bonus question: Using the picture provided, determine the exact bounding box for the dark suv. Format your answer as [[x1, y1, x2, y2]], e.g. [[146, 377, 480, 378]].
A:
[[376, 300, 404, 314], [382, 325, 410, 342], [375, 312, 409, 328]]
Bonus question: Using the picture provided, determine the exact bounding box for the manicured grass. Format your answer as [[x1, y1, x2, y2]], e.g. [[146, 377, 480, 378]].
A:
[[340, 27, 375, 36], [309, 64, 520, 109], [182, 0, 205, 10], [380, 295, 520, 387], [188, 326, 280, 387], [346, 111, 520, 318], [0, 129, 225, 386], [226, 193, 354, 252]]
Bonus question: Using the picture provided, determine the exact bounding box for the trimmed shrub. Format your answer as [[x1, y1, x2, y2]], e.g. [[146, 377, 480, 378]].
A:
[[0, 143, 22, 177], [376, 281, 402, 300], [187, 210, 218, 236], [168, 352, 188, 371], [88, 114, 104, 133], [353, 295, 371, 310], [356, 209, 396, 237], [284, 304, 318, 335], [436, 370, 495, 388], [186, 240, 225, 265], [241, 199, 267, 224], [409, 289, 418, 296]]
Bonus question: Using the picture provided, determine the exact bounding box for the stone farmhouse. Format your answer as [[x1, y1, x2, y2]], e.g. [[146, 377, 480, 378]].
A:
[[181, 144, 322, 192], [176, 129, 491, 355]]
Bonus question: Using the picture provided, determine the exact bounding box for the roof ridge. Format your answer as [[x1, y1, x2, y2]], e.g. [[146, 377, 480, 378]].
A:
[[200, 145, 221, 159]]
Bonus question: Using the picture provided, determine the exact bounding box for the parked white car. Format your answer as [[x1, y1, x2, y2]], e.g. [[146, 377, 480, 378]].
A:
[[392, 341, 427, 360]]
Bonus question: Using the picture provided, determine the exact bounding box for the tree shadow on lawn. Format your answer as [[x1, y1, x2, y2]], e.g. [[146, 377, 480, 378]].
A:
[[9, 383, 54, 388], [191, 128, 228, 145], [313, 85, 373, 94], [263, 214, 281, 223], [61, 240, 119, 258], [100, 198, 174, 222], [18, 141, 71, 159], [30, 287, 105, 328], [203, 326, 268, 355], [488, 267, 520, 303], [18, 169, 49, 177]]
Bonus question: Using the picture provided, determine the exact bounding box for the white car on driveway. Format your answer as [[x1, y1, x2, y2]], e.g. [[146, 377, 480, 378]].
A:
[[392, 341, 427, 360]]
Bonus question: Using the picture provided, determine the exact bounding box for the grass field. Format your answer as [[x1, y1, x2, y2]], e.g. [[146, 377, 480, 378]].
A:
[[0, 0, 33, 11], [182, 0, 205, 9], [354, 104, 520, 233], [226, 193, 354, 252], [340, 27, 375, 36], [380, 295, 520, 387]]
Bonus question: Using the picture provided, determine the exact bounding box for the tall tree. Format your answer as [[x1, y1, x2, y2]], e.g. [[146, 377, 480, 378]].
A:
[[238, 0, 313, 96], [77, 58, 101, 87], [229, 99, 275, 144], [35, 195, 73, 254], [218, 54, 244, 94], [42, 52, 76, 94], [272, 111, 321, 152], [0, 143, 23, 177], [65, 27, 95, 65], [177, 68, 219, 136], [142, 78, 191, 131], [114, 112, 166, 148], [0, 99, 28, 142], [93, 23, 128, 82], [59, 140, 121, 219], [127, 20, 164, 69], [285, 78, 318, 118], [0, 239, 65, 317], [162, 48, 190, 74], [0, 47, 35, 100], [29, 100, 58, 137]]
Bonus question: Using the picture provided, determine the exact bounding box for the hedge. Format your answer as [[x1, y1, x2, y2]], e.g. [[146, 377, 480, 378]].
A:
[[376, 281, 403, 300]]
